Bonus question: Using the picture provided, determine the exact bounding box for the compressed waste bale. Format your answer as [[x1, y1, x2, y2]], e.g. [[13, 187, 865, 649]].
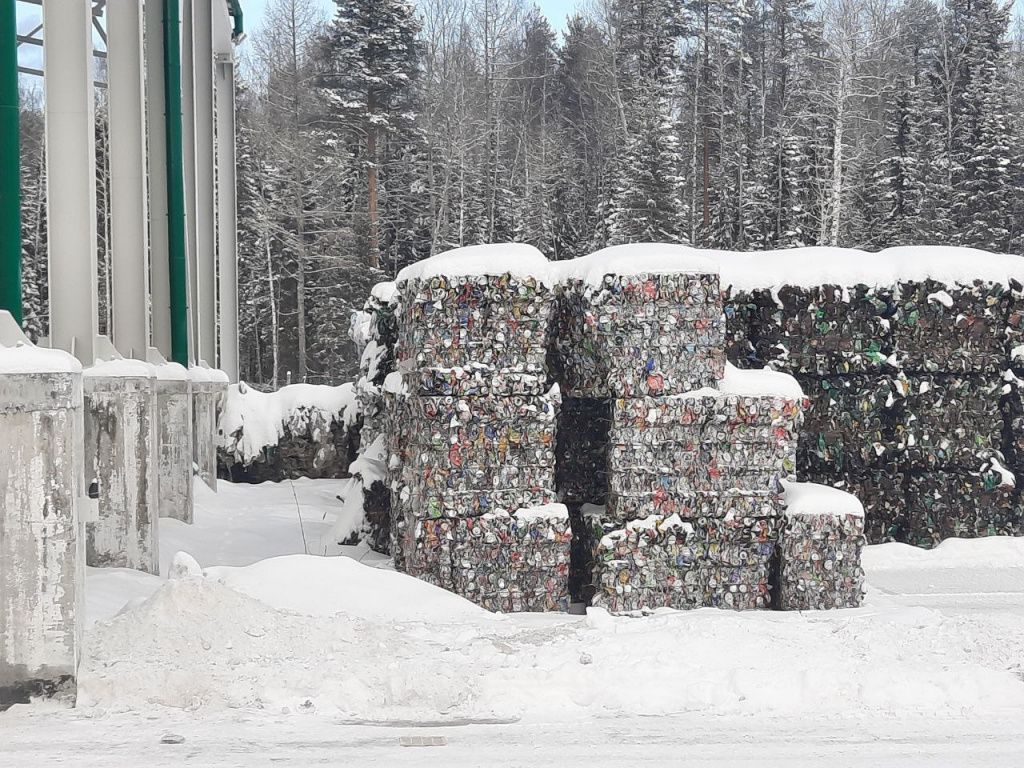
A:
[[722, 290, 774, 367], [796, 375, 898, 477], [590, 515, 773, 613], [552, 245, 725, 398], [999, 370, 1024, 473], [776, 480, 866, 611], [889, 373, 1004, 469], [902, 463, 1019, 547], [394, 245, 553, 384], [746, 283, 894, 376], [794, 466, 908, 545], [556, 397, 611, 506], [396, 388, 560, 519], [606, 365, 805, 523], [889, 280, 1011, 374], [408, 506, 572, 612]]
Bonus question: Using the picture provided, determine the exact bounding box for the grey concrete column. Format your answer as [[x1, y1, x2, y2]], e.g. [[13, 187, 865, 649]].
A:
[[108, 0, 151, 359], [0, 315, 85, 709], [145, 0, 172, 358], [82, 360, 160, 574], [43, 0, 98, 365], [189, 367, 217, 491], [153, 361, 194, 523]]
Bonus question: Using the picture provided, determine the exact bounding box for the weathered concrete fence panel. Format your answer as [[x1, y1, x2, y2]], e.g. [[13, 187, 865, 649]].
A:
[[0, 341, 85, 709], [83, 361, 160, 574]]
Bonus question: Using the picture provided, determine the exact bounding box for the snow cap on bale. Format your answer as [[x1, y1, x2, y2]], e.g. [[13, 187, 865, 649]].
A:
[[396, 243, 552, 285], [708, 245, 1024, 291], [673, 362, 805, 401], [781, 480, 865, 518], [555, 243, 719, 286]]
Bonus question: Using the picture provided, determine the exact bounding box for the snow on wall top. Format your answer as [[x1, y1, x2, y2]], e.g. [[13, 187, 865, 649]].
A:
[[555, 243, 720, 286], [151, 361, 189, 381], [675, 363, 805, 401], [396, 244, 552, 285], [84, 358, 155, 379], [186, 365, 230, 384], [218, 381, 358, 464], [707, 245, 1024, 290], [781, 480, 865, 518], [0, 340, 82, 374]]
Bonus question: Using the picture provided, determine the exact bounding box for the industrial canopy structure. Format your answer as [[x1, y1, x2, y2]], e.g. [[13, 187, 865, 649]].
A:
[[0, 0, 243, 379]]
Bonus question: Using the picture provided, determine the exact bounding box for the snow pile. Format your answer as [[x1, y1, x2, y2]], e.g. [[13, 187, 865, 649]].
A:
[[78, 547, 1024, 721], [204, 554, 498, 624], [396, 243, 552, 285], [218, 381, 358, 465], [863, 535, 1024, 571]]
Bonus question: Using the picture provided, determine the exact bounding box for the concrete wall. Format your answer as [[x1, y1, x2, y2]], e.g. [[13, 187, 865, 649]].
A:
[[0, 371, 84, 709], [156, 376, 193, 523], [83, 374, 160, 574]]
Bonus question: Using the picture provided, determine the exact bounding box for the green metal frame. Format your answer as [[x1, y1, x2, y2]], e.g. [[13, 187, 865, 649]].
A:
[[0, 0, 20, 326], [164, 0, 189, 364]]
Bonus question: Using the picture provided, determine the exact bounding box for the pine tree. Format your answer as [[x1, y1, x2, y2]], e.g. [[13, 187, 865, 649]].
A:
[[319, 0, 423, 269]]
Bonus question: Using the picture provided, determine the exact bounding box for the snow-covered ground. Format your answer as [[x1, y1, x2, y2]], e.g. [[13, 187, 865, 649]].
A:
[[4, 478, 1024, 766]]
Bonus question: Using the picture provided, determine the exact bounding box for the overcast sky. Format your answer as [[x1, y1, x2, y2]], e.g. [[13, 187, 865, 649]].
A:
[[241, 0, 582, 34]]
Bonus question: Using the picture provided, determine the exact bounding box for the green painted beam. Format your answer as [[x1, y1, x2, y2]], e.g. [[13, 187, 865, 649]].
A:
[[0, 0, 20, 326], [228, 0, 244, 41], [163, 0, 189, 364]]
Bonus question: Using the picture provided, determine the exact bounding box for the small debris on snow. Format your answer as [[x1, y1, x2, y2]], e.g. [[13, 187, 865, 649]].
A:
[[160, 734, 186, 745], [399, 736, 448, 747]]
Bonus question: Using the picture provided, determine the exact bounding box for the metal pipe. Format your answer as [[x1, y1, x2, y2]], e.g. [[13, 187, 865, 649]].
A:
[[0, 0, 20, 325], [163, 0, 189, 365]]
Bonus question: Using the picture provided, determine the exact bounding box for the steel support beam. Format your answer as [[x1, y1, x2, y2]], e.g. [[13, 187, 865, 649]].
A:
[[145, 0, 171, 357], [107, 0, 149, 359], [193, 0, 216, 366], [215, 53, 237, 381], [43, 0, 98, 365]]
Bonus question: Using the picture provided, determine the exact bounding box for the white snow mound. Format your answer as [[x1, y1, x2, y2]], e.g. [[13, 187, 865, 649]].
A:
[[204, 554, 498, 624]]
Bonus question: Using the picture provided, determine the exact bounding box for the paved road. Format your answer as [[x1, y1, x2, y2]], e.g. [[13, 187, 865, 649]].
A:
[[4, 709, 1024, 767]]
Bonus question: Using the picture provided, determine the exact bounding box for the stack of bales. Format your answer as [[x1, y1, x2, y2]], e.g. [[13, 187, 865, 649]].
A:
[[552, 245, 807, 613], [389, 244, 569, 612], [594, 366, 806, 612], [715, 247, 1022, 547]]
